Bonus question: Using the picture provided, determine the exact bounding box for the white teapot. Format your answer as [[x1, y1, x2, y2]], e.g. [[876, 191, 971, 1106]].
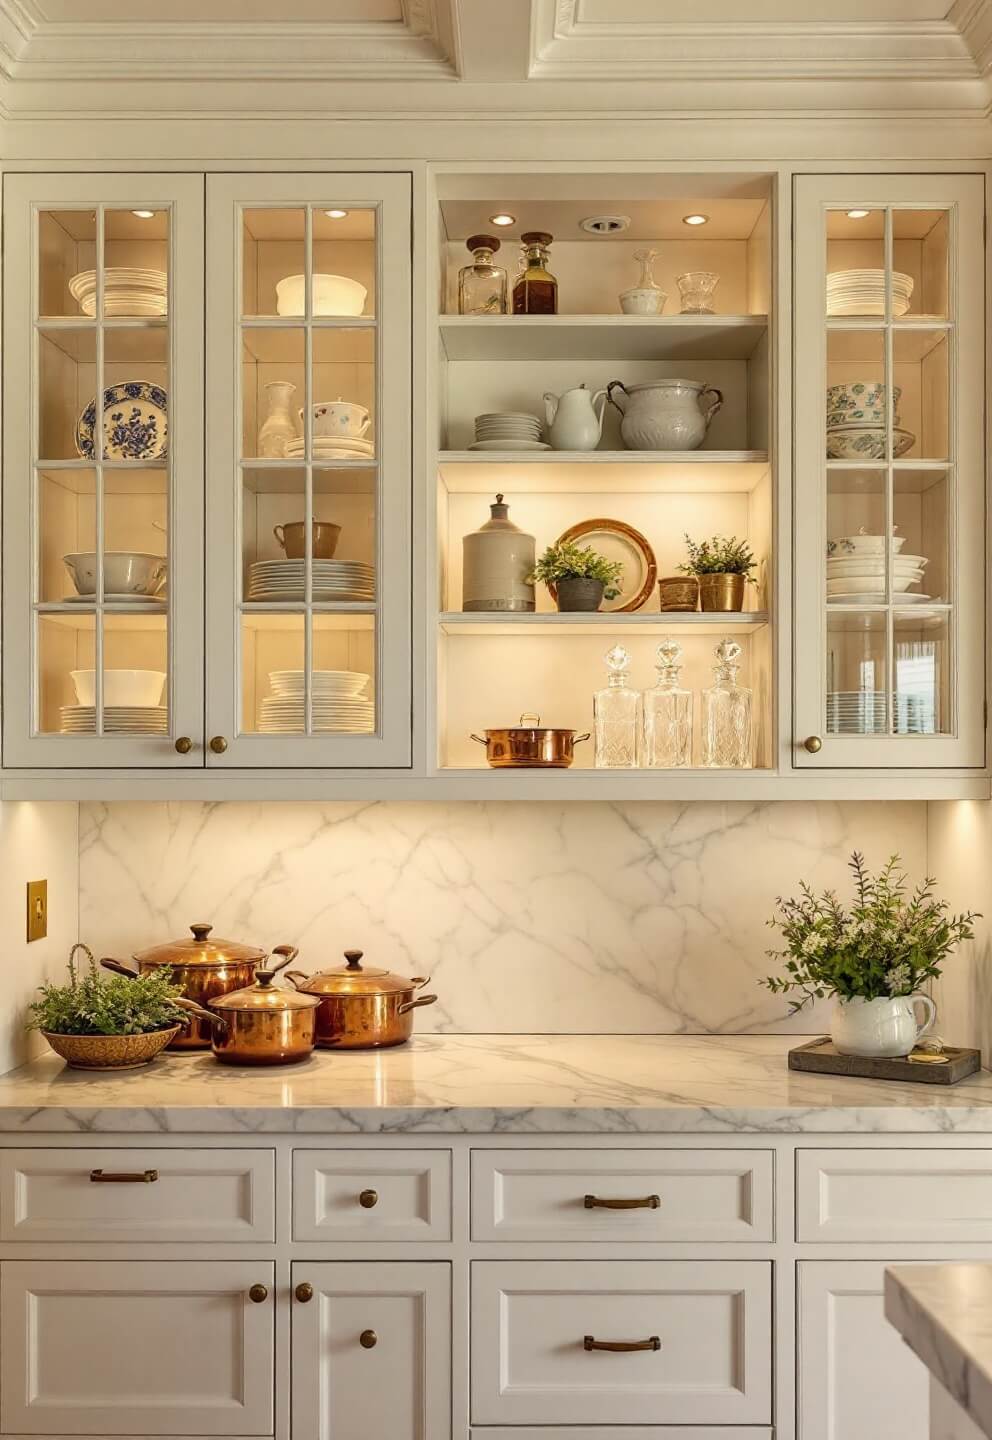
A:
[[543, 384, 607, 452], [607, 377, 722, 451]]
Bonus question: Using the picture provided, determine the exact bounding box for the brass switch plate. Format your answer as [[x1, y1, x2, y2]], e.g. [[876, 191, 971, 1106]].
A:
[[26, 880, 47, 942]]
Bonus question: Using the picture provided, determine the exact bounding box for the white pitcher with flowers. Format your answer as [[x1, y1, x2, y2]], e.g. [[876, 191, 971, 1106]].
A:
[[762, 852, 978, 1058]]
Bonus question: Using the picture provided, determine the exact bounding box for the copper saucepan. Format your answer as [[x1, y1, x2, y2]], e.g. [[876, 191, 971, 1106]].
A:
[[472, 712, 590, 768], [101, 924, 291, 1049], [173, 948, 319, 1066], [284, 949, 438, 1049]]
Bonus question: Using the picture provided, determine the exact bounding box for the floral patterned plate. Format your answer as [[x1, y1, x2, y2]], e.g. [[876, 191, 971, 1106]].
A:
[[75, 381, 168, 460]]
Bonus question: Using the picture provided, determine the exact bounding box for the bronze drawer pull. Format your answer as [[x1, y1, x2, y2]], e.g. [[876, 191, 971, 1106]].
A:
[[248, 1284, 268, 1304], [584, 1335, 661, 1353], [360, 1329, 378, 1349], [295, 1282, 314, 1304], [358, 1189, 379, 1208], [90, 1168, 159, 1184], [584, 1193, 660, 1209]]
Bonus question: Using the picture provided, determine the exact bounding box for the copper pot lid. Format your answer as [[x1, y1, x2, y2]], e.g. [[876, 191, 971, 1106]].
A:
[[211, 968, 320, 1014], [288, 950, 427, 997], [134, 923, 267, 969]]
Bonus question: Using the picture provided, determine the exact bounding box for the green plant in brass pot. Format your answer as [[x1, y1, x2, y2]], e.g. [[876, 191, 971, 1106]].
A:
[[762, 852, 979, 1058], [529, 539, 623, 612], [29, 943, 189, 1070], [679, 533, 757, 612]]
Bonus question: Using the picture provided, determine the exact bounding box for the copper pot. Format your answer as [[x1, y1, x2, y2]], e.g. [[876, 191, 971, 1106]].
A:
[[102, 924, 288, 1049], [284, 949, 438, 1049], [176, 948, 318, 1066], [471, 713, 590, 768]]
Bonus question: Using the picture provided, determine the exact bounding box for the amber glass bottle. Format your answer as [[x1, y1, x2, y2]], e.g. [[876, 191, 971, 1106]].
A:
[[513, 231, 558, 314]]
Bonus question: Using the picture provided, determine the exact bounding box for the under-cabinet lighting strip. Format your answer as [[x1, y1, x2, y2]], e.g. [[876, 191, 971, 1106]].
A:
[[304, 204, 314, 739], [95, 205, 105, 740]]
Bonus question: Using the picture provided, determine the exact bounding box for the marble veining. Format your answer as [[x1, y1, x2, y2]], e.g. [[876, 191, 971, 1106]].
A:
[[78, 800, 927, 1035], [887, 1266, 992, 1440], [2, 1034, 992, 1134]]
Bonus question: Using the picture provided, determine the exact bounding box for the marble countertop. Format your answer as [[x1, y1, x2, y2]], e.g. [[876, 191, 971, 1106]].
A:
[[887, 1266, 992, 1439], [1, 1034, 992, 1133]]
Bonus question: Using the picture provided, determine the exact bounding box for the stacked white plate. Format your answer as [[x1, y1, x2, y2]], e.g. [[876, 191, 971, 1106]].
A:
[[469, 412, 549, 452], [285, 436, 374, 461], [247, 558, 374, 602], [59, 705, 168, 734], [827, 550, 928, 602], [68, 268, 168, 318], [269, 669, 370, 697], [826, 692, 934, 735], [826, 269, 913, 317]]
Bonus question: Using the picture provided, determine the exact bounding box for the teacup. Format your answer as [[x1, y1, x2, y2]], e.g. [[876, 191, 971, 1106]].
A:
[[826, 382, 901, 420], [302, 399, 370, 439], [273, 520, 341, 560]]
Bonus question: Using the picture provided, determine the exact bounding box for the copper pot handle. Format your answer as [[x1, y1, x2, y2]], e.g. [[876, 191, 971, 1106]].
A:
[[265, 944, 299, 976], [283, 970, 308, 990], [410, 975, 431, 990], [173, 996, 229, 1040], [100, 956, 139, 979], [397, 994, 438, 1015], [470, 733, 488, 745], [573, 733, 591, 745]]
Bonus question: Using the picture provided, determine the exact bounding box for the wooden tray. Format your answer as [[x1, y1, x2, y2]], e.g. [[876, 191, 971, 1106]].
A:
[[788, 1037, 981, 1085]]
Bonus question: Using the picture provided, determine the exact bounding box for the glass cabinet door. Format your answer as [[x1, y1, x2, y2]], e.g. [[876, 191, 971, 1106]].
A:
[[205, 173, 411, 767], [794, 174, 985, 769], [3, 174, 205, 768]]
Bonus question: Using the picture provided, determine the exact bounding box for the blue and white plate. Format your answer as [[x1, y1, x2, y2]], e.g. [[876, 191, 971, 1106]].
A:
[[75, 381, 168, 460]]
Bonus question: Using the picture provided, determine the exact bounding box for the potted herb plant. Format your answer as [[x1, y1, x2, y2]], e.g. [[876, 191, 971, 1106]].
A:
[[529, 539, 623, 612], [762, 852, 978, 1058], [679, 533, 757, 612], [29, 943, 189, 1070]]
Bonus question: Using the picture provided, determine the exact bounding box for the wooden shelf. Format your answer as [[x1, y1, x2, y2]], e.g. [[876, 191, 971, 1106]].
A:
[[439, 313, 769, 362], [440, 610, 769, 637]]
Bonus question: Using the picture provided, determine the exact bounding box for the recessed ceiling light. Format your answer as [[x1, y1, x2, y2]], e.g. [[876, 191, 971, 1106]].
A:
[[682, 213, 709, 227], [324, 209, 348, 219], [131, 210, 155, 220], [846, 209, 870, 219], [579, 214, 631, 235], [489, 213, 516, 227]]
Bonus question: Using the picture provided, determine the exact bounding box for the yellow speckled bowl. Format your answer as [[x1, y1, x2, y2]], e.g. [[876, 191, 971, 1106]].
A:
[[42, 1026, 181, 1070]]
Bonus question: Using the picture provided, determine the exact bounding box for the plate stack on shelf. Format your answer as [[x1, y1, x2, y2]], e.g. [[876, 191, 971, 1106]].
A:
[[68, 268, 168, 318], [247, 559, 375, 602], [826, 530, 929, 604], [826, 691, 935, 736], [60, 706, 168, 735], [285, 436, 374, 462], [469, 413, 549, 452], [258, 670, 373, 733], [826, 269, 913, 317]]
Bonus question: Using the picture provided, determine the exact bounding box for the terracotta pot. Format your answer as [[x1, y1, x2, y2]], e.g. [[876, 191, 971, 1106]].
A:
[[658, 576, 699, 612], [698, 573, 746, 612]]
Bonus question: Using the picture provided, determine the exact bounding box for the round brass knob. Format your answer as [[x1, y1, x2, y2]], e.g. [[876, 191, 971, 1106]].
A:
[[803, 735, 823, 754], [295, 1282, 314, 1304], [358, 1189, 378, 1209], [248, 1284, 268, 1304], [174, 736, 194, 754], [209, 735, 229, 754], [360, 1329, 378, 1349]]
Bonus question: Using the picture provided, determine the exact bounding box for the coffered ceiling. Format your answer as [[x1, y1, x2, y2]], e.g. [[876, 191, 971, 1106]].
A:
[[0, 0, 989, 135]]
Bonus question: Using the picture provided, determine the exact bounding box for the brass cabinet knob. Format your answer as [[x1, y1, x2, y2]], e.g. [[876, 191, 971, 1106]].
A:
[[803, 735, 823, 754], [174, 736, 194, 754], [209, 735, 229, 754], [248, 1284, 268, 1304], [295, 1282, 314, 1304], [359, 1329, 378, 1349], [358, 1189, 378, 1209]]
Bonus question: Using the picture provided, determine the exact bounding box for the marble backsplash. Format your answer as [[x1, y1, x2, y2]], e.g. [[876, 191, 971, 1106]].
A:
[[78, 800, 928, 1034]]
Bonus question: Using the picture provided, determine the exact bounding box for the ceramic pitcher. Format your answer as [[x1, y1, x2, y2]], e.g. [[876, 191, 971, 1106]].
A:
[[543, 384, 607, 451], [830, 993, 937, 1058], [607, 377, 722, 451]]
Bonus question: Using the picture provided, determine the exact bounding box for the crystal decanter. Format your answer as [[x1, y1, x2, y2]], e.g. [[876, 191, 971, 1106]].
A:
[[701, 638, 753, 768], [593, 644, 641, 769], [457, 233, 508, 315], [642, 639, 693, 768]]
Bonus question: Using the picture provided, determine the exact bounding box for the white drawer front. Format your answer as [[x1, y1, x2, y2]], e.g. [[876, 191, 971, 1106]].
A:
[[293, 1148, 451, 1242], [0, 1147, 275, 1244], [471, 1260, 772, 1427], [797, 1149, 992, 1242], [470, 1430, 775, 1439], [472, 1148, 773, 1242], [0, 1260, 274, 1435]]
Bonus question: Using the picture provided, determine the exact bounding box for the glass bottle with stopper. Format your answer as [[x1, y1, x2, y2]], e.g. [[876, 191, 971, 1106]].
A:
[[513, 231, 558, 314], [642, 639, 693, 768], [593, 644, 641, 769], [457, 234, 508, 315], [701, 638, 753, 768]]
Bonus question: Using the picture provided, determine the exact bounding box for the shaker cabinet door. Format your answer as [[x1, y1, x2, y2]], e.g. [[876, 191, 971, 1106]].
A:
[[2, 172, 206, 768], [0, 1259, 275, 1434], [291, 1261, 450, 1440], [205, 172, 412, 768], [793, 173, 985, 769]]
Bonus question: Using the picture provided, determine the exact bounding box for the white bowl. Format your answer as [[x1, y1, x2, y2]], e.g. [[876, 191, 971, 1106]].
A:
[[63, 551, 166, 597], [828, 532, 906, 557], [70, 669, 166, 707], [826, 575, 919, 595], [302, 399, 370, 439], [275, 273, 367, 317]]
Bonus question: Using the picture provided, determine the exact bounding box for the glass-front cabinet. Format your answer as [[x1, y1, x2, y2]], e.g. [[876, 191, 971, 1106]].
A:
[[2, 171, 412, 770], [794, 174, 985, 769]]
